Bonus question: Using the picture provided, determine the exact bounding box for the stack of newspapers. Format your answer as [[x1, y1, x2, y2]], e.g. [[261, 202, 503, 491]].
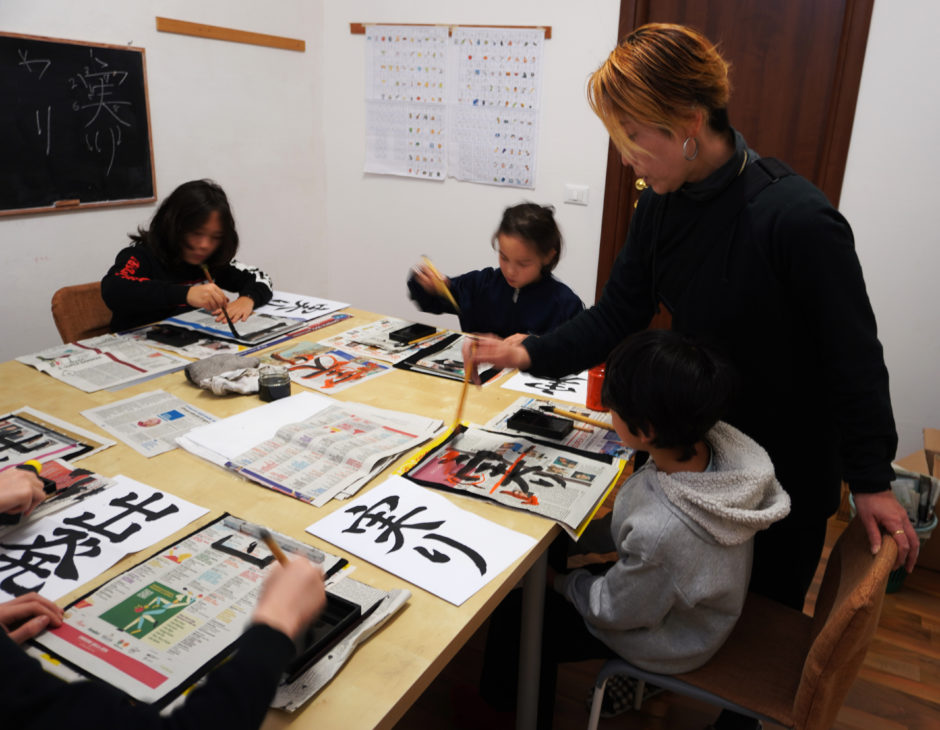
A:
[[177, 391, 443, 507]]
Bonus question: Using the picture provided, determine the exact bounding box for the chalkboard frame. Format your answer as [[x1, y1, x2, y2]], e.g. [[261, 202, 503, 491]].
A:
[[0, 31, 157, 217]]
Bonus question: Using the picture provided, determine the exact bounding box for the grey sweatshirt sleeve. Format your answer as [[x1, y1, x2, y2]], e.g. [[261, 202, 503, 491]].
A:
[[560, 553, 677, 632]]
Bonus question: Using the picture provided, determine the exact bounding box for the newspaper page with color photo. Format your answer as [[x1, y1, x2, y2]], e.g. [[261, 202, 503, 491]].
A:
[[81, 390, 216, 457]]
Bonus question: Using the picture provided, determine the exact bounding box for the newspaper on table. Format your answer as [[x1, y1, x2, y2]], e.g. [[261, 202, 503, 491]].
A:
[[317, 317, 450, 364], [0, 474, 208, 602], [177, 392, 443, 507], [160, 308, 307, 346], [253, 290, 349, 321], [0, 406, 114, 470], [398, 424, 626, 539], [486, 396, 631, 460], [271, 581, 410, 711], [16, 334, 191, 392], [0, 459, 114, 537], [28, 514, 370, 709], [81, 390, 216, 457], [259, 341, 392, 395], [394, 332, 504, 384], [227, 402, 442, 507]]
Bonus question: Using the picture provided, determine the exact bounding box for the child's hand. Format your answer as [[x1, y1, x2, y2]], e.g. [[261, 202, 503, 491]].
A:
[[214, 295, 255, 323], [412, 264, 447, 296], [0, 468, 47, 516], [252, 558, 326, 640], [187, 283, 229, 312], [0, 593, 64, 644]]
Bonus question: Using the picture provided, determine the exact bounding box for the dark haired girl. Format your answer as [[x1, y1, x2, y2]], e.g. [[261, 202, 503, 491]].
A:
[[102, 179, 273, 331]]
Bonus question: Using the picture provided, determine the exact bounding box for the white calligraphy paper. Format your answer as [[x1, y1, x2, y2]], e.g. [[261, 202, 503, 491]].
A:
[[501, 369, 589, 406], [253, 291, 349, 321], [307, 476, 535, 605], [0, 476, 208, 601]]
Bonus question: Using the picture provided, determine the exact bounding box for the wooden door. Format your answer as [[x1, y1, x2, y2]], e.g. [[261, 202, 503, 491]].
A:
[[594, 0, 874, 301]]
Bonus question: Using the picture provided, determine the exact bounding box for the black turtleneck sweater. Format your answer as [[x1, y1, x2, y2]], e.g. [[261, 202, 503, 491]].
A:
[[524, 130, 897, 523]]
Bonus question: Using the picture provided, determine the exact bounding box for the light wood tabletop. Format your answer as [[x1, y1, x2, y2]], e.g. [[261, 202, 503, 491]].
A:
[[0, 309, 559, 730]]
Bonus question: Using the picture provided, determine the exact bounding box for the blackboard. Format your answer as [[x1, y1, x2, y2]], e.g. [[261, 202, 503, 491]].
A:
[[0, 32, 156, 216]]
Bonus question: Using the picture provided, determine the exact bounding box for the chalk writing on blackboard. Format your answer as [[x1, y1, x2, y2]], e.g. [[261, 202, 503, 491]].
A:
[[0, 33, 156, 215]]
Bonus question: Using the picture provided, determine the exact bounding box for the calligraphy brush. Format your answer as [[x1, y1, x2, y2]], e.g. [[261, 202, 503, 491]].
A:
[[422, 256, 460, 313], [200, 264, 242, 339], [452, 340, 476, 429], [259, 528, 289, 566], [537, 404, 613, 430]]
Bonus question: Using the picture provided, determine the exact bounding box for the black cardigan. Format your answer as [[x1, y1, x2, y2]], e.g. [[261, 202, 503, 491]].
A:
[[524, 133, 897, 523]]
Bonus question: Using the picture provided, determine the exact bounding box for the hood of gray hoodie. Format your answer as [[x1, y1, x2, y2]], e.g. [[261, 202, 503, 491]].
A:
[[656, 421, 791, 546]]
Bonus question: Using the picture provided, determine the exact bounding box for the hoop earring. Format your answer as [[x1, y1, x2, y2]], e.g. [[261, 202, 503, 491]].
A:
[[682, 136, 698, 161]]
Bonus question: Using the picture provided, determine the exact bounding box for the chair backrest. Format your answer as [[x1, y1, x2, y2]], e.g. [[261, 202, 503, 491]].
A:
[[51, 282, 113, 343], [792, 518, 897, 730]]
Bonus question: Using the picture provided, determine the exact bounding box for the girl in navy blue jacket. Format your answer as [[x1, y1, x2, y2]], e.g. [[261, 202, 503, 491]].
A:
[[407, 203, 583, 338]]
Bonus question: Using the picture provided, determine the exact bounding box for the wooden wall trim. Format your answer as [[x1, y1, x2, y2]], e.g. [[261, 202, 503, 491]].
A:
[[817, 0, 874, 208]]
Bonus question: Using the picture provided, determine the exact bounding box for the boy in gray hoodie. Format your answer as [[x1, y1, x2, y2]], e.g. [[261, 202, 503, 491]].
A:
[[479, 330, 790, 727], [558, 329, 791, 675]]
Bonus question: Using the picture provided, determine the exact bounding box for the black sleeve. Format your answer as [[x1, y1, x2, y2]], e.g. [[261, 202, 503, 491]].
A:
[[214, 260, 273, 308], [101, 246, 190, 317], [523, 197, 658, 378], [770, 184, 897, 492], [4, 624, 295, 730]]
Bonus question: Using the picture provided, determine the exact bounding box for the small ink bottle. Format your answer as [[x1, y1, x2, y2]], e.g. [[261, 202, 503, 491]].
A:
[[259, 366, 291, 402]]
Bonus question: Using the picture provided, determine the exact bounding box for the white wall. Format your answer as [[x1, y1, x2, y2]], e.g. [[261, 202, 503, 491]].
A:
[[1, 1, 935, 457], [0, 0, 327, 360], [320, 1, 619, 333], [840, 0, 940, 456]]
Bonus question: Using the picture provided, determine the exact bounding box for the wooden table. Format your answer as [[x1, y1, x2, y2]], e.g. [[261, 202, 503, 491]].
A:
[[0, 309, 559, 729]]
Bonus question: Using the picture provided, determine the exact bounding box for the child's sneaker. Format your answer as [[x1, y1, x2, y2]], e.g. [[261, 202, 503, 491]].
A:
[[586, 674, 664, 718]]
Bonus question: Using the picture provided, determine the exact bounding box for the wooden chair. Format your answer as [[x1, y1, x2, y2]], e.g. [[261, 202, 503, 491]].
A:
[[587, 518, 897, 730], [50, 282, 113, 343]]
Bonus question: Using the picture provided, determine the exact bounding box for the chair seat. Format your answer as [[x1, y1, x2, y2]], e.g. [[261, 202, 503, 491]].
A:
[[672, 593, 812, 725]]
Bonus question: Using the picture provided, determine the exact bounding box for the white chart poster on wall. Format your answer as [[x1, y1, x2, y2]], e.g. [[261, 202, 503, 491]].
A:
[[364, 26, 448, 181], [363, 25, 545, 188]]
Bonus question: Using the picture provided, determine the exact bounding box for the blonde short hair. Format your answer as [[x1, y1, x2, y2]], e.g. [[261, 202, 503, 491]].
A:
[[587, 23, 731, 158]]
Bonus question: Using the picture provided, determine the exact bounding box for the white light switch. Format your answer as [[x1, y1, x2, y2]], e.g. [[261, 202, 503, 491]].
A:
[[564, 184, 589, 206]]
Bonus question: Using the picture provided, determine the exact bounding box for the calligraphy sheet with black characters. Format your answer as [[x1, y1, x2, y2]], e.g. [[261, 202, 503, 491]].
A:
[[318, 317, 450, 364], [253, 290, 349, 322], [308, 476, 536, 605], [16, 335, 191, 393], [501, 368, 590, 406], [394, 332, 505, 384], [260, 341, 392, 395], [29, 515, 361, 709], [399, 425, 626, 539], [0, 406, 114, 467], [0, 475, 208, 602], [486, 396, 630, 460], [160, 308, 307, 346]]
